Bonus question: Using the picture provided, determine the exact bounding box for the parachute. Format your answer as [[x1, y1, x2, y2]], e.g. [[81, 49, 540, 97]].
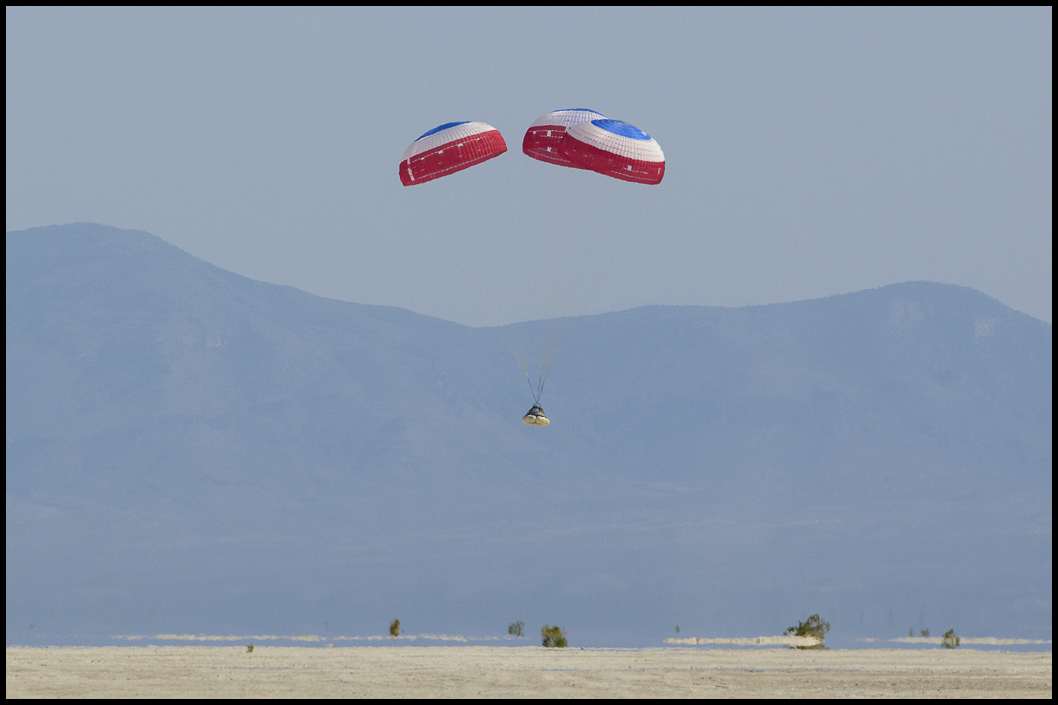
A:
[[522, 404, 550, 427], [401, 110, 665, 426], [522, 108, 606, 170], [561, 118, 665, 185], [523, 111, 664, 184], [399, 121, 507, 186]]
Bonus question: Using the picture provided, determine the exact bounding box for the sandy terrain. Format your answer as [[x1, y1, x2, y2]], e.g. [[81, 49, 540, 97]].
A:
[[6, 645, 1051, 698]]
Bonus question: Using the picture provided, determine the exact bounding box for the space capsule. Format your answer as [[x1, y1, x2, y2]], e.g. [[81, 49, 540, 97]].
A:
[[522, 404, 550, 427]]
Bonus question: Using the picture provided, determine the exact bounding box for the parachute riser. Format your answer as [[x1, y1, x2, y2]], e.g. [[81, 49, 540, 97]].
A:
[[525, 373, 546, 405]]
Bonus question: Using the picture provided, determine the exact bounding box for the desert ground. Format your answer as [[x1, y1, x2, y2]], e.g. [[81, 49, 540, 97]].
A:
[[6, 645, 1051, 698]]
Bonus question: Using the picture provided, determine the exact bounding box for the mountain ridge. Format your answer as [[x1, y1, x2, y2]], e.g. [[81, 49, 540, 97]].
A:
[[6, 223, 1051, 646]]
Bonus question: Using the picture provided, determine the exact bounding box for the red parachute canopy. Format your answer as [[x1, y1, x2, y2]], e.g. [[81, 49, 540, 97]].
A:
[[399, 121, 507, 186], [522, 109, 606, 170], [561, 118, 665, 185]]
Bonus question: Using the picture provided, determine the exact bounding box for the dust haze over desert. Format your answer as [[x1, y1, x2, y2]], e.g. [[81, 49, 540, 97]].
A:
[[4, 8, 1051, 696]]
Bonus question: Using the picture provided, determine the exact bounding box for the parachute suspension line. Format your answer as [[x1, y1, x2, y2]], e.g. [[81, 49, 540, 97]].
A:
[[531, 336, 550, 406], [531, 324, 555, 406], [504, 335, 530, 377], [503, 323, 553, 406], [506, 323, 549, 405], [525, 370, 539, 404]]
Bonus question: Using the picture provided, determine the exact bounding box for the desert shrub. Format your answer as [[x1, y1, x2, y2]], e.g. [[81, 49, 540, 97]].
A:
[[920, 628, 930, 637], [390, 619, 401, 638], [246, 644, 253, 653], [942, 629, 960, 649], [786, 614, 830, 649], [541, 624, 567, 648], [509, 621, 524, 637]]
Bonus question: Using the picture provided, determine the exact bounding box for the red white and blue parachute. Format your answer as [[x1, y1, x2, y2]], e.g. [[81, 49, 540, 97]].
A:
[[562, 118, 665, 185], [522, 109, 606, 170], [399, 121, 507, 186], [523, 110, 664, 184]]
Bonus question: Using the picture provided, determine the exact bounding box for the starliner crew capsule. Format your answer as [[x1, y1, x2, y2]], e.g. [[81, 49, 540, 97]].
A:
[[522, 404, 550, 427]]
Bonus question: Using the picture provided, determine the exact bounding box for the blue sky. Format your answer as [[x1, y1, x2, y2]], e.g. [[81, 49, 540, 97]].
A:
[[6, 7, 1052, 325]]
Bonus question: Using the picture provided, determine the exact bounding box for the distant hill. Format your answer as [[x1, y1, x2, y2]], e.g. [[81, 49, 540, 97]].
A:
[[6, 223, 1051, 646]]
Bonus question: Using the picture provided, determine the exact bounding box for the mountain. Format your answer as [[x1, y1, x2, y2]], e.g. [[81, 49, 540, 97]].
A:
[[6, 223, 1051, 646]]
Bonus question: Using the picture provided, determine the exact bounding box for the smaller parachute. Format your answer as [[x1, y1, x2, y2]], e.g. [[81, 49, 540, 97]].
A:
[[522, 108, 606, 170], [522, 404, 550, 427], [561, 118, 665, 185], [400, 121, 507, 186]]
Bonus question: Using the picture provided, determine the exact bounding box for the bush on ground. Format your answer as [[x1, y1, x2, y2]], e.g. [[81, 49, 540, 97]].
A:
[[541, 624, 567, 648], [786, 614, 830, 649]]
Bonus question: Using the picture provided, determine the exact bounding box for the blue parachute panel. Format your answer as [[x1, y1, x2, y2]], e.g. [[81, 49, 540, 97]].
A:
[[591, 119, 651, 140], [416, 121, 471, 142]]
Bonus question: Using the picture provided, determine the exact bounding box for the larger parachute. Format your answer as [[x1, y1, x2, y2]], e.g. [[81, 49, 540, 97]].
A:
[[399, 121, 507, 186], [522, 110, 665, 185], [562, 119, 665, 184]]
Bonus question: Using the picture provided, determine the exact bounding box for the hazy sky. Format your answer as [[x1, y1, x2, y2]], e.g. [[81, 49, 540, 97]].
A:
[[6, 7, 1052, 325]]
